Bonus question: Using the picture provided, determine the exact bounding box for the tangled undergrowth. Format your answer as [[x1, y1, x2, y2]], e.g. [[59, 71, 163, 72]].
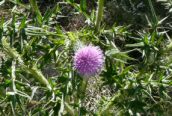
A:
[[1, 0, 172, 115]]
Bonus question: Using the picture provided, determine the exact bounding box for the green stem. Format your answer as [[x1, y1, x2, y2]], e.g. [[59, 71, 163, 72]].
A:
[[95, 0, 104, 31], [167, 41, 172, 52], [2, 38, 52, 91], [65, 102, 75, 116], [78, 79, 88, 115], [99, 91, 121, 115], [23, 66, 52, 91], [80, 79, 88, 99]]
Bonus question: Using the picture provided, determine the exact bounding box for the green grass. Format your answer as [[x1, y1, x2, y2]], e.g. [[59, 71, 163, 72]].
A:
[[0, 0, 172, 115]]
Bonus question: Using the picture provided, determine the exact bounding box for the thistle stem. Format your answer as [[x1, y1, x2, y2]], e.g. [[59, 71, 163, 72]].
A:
[[99, 91, 121, 115], [95, 0, 104, 31], [2, 38, 52, 91], [79, 79, 88, 115]]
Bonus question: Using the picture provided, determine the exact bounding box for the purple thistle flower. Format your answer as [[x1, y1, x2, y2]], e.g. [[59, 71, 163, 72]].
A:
[[74, 45, 104, 77]]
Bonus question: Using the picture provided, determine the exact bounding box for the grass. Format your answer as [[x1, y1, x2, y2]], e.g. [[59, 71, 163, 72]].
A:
[[0, 0, 172, 115]]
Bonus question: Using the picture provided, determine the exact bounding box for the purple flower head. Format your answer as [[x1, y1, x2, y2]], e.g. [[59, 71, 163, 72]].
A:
[[74, 45, 104, 78]]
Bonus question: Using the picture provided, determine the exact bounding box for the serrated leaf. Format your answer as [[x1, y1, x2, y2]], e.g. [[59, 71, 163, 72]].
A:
[[29, 0, 42, 25], [80, 0, 87, 12]]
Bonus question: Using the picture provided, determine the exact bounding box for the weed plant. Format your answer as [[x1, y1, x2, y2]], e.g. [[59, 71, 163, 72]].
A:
[[0, 0, 172, 115]]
